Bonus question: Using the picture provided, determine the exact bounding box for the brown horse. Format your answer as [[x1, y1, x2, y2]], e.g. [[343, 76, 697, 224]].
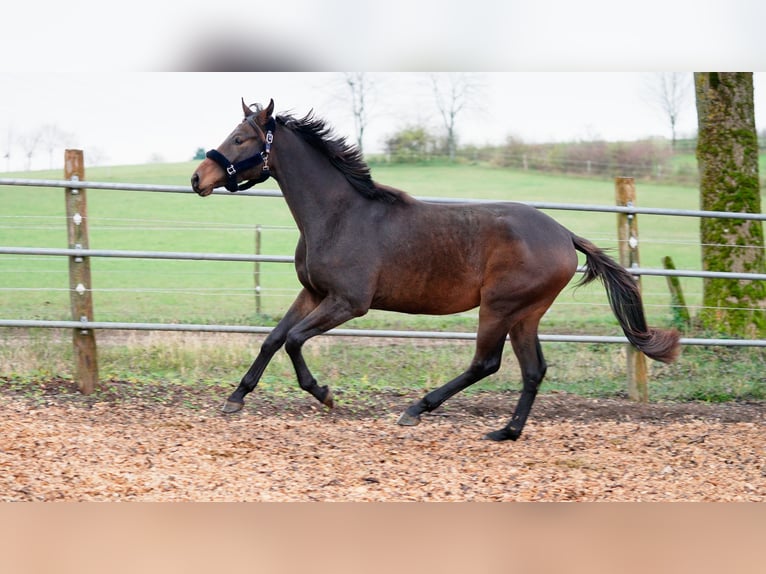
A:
[[191, 99, 680, 441]]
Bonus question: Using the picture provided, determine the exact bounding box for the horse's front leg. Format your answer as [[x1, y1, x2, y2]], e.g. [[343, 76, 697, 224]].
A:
[[222, 289, 319, 413], [283, 296, 365, 408]]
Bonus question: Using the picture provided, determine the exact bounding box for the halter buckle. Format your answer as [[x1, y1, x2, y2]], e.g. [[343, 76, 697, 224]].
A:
[[226, 165, 237, 176]]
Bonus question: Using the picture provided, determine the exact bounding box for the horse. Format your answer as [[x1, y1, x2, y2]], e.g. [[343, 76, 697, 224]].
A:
[[191, 98, 680, 441]]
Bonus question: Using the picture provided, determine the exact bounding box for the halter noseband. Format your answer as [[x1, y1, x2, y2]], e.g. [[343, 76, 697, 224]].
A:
[[205, 115, 276, 192]]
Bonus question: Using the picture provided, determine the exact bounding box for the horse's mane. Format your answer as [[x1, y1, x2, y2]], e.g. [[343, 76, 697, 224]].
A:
[[276, 112, 403, 204]]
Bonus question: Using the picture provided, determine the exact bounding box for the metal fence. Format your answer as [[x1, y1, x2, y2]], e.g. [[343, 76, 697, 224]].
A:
[[1, 157, 765, 397]]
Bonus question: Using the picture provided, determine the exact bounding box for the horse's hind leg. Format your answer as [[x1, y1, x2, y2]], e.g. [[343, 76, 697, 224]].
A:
[[223, 289, 320, 413], [397, 314, 508, 426], [485, 314, 547, 441]]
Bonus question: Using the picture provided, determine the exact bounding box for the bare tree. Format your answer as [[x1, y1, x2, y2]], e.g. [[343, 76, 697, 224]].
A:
[[428, 73, 484, 161], [18, 129, 43, 171], [341, 72, 374, 155], [85, 147, 109, 167], [644, 72, 691, 150], [3, 128, 12, 172], [39, 124, 74, 169]]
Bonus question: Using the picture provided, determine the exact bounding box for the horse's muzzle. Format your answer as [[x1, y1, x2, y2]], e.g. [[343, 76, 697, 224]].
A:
[[191, 171, 212, 197]]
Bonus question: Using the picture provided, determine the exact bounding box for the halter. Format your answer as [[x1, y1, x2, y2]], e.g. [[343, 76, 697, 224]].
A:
[[205, 115, 276, 192]]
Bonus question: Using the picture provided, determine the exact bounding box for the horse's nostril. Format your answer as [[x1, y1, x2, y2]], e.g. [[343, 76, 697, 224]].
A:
[[191, 172, 199, 186]]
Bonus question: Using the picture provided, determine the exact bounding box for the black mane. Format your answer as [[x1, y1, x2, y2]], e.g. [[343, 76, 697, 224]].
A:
[[276, 112, 402, 204]]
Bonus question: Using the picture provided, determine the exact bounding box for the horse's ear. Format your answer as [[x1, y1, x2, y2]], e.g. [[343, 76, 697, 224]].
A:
[[258, 98, 275, 121], [241, 97, 252, 118]]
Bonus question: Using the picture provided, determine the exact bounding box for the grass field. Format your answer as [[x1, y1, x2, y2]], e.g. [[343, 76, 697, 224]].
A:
[[1, 161, 764, 402], [0, 161, 723, 328]]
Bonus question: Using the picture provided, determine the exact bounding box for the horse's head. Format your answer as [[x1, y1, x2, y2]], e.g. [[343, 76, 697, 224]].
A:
[[191, 98, 276, 197]]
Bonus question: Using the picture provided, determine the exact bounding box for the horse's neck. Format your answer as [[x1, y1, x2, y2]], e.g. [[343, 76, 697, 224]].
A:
[[275, 137, 362, 234]]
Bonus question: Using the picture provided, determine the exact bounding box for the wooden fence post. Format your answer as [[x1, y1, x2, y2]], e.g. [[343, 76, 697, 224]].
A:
[[65, 150, 99, 394], [615, 177, 648, 402]]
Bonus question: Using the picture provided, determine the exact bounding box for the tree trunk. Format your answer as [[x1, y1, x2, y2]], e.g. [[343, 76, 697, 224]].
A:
[[694, 72, 765, 337]]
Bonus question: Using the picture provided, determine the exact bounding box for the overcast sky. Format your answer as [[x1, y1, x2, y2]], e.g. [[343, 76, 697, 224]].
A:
[[2, 0, 765, 171], [3, 72, 765, 171]]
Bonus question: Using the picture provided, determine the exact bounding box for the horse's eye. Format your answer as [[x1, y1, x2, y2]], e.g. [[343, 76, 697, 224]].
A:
[[234, 136, 243, 145]]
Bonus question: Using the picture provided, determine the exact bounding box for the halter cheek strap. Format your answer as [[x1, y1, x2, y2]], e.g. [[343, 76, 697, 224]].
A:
[[205, 116, 276, 192]]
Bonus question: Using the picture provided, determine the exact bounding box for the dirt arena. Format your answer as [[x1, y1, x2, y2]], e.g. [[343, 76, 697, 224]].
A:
[[1, 378, 763, 501]]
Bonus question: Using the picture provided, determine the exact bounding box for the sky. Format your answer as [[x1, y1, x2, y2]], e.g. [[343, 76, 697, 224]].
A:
[[2, 0, 766, 171], [3, 72, 765, 172]]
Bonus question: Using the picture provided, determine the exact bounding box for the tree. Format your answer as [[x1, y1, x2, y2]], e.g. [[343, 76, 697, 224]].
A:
[[384, 125, 438, 163], [694, 72, 765, 337], [193, 147, 206, 160], [428, 73, 483, 161], [3, 129, 12, 172], [18, 129, 42, 171], [645, 72, 691, 151], [39, 124, 74, 168], [341, 72, 373, 155], [85, 147, 109, 167]]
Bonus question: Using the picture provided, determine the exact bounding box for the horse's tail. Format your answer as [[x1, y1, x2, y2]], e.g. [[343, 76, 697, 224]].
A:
[[572, 234, 681, 363]]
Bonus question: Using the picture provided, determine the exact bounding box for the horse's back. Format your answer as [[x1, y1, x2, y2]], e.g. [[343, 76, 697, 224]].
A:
[[424, 200, 576, 259]]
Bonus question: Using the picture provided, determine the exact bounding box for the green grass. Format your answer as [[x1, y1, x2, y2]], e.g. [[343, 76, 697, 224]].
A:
[[0, 160, 726, 329], [1, 161, 764, 403], [2, 329, 764, 404]]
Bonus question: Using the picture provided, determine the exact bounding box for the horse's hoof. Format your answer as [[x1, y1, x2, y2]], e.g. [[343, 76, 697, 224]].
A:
[[322, 387, 334, 409], [221, 400, 244, 414], [483, 428, 520, 442], [396, 411, 421, 426]]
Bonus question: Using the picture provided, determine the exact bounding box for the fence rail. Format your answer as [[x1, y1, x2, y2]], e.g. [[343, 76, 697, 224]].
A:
[[2, 176, 765, 221], [1, 319, 764, 348], [1, 155, 765, 399], [0, 246, 294, 263], [2, 246, 765, 281]]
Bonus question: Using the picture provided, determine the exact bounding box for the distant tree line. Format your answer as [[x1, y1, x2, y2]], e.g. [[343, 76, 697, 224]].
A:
[[379, 127, 680, 179], [378, 125, 766, 186], [468, 138, 675, 180], [3, 125, 75, 171]]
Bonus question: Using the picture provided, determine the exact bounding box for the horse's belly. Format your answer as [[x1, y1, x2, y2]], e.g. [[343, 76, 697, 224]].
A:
[[372, 279, 481, 315]]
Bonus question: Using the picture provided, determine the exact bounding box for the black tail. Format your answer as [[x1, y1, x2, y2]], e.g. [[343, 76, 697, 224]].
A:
[[572, 234, 680, 363]]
